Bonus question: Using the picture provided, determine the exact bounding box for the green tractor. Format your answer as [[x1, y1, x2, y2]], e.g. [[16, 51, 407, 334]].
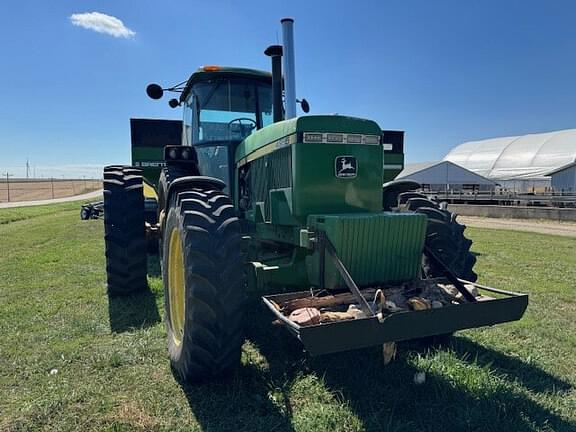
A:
[[103, 19, 527, 382]]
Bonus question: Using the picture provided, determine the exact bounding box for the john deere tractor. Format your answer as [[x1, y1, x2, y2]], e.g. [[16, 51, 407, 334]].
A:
[[103, 19, 527, 382]]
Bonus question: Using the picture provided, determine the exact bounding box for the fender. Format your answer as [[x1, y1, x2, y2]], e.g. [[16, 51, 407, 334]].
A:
[[158, 176, 227, 236], [382, 179, 421, 210], [167, 176, 226, 204]]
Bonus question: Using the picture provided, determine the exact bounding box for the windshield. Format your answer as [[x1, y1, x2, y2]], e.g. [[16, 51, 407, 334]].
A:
[[183, 78, 273, 145], [196, 145, 230, 187]]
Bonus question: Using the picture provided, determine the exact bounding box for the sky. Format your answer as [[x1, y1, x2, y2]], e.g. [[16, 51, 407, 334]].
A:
[[1, 0, 576, 178]]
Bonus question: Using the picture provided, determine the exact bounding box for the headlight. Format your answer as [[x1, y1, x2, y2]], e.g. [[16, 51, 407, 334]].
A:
[[303, 133, 323, 143], [363, 135, 380, 145]]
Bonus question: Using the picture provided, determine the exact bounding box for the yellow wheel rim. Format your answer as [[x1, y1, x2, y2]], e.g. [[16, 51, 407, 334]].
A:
[[168, 227, 186, 346]]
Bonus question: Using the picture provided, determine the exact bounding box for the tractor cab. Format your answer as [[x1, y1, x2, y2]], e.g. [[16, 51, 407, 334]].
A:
[[178, 66, 273, 188]]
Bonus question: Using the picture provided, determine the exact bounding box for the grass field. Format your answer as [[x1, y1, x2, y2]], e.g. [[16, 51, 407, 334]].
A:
[[0, 203, 575, 431]]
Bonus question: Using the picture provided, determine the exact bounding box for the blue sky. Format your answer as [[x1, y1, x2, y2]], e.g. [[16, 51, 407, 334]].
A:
[[1, 0, 575, 178]]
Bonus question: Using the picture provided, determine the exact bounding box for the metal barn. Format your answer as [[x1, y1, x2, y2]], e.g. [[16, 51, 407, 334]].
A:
[[548, 162, 576, 192], [396, 161, 496, 192]]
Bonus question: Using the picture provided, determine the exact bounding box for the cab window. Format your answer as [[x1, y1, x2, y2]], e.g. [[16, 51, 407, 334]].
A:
[[188, 78, 272, 145]]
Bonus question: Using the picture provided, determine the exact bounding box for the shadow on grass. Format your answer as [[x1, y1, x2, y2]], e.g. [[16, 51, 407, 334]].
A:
[[173, 301, 574, 431], [107, 287, 161, 333], [307, 348, 574, 431], [243, 302, 575, 432], [450, 337, 572, 394], [178, 364, 296, 432], [174, 301, 298, 432], [147, 253, 162, 277]]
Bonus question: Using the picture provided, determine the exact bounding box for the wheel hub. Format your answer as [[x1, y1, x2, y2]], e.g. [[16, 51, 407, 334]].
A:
[[168, 228, 186, 345]]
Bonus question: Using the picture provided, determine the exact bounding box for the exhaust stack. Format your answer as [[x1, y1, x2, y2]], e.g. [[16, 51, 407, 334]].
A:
[[281, 18, 297, 119], [264, 45, 284, 123]]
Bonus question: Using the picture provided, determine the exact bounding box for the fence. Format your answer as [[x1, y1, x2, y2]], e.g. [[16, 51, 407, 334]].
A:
[[0, 179, 102, 203], [428, 190, 576, 208], [448, 204, 576, 222]]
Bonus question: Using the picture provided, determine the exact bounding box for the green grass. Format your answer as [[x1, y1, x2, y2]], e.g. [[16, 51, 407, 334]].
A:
[[0, 202, 81, 225], [0, 204, 574, 431]]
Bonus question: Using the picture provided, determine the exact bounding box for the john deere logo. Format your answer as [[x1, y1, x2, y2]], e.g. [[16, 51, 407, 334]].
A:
[[335, 156, 357, 178]]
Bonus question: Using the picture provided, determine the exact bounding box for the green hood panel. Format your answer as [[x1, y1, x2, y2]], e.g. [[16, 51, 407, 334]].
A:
[[235, 115, 382, 163]]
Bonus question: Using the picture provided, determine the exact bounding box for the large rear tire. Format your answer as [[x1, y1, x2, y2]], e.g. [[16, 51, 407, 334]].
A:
[[103, 166, 148, 296], [162, 187, 246, 382]]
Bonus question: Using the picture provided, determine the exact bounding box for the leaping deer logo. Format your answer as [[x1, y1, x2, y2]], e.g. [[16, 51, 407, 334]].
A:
[[339, 158, 354, 173], [335, 156, 357, 178]]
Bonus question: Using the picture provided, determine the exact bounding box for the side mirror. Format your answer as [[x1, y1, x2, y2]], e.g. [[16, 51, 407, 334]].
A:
[[168, 98, 180, 108], [298, 98, 310, 113], [146, 83, 164, 100]]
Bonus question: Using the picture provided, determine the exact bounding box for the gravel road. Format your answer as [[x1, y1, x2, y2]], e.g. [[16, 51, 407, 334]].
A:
[[0, 190, 103, 209], [459, 215, 576, 238]]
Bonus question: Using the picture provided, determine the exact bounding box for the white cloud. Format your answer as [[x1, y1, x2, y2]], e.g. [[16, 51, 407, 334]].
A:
[[70, 12, 135, 39]]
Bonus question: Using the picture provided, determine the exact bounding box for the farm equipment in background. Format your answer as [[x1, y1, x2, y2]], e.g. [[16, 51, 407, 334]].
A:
[[80, 175, 158, 223], [80, 201, 103, 220], [102, 18, 528, 382]]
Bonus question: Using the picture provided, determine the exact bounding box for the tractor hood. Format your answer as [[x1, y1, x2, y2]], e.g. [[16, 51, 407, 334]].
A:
[[235, 115, 382, 164], [236, 115, 385, 224]]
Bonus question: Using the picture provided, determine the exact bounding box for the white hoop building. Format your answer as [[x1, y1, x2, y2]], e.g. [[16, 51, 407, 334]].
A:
[[443, 129, 576, 191]]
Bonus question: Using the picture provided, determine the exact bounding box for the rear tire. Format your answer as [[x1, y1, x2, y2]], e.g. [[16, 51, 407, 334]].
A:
[[103, 166, 148, 296], [404, 197, 477, 282], [162, 187, 246, 382]]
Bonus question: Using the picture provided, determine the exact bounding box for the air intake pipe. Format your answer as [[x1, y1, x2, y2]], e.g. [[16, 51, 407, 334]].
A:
[[281, 18, 297, 119], [264, 45, 284, 123]]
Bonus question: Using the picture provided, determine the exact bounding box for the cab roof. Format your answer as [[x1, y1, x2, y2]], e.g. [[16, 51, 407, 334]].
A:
[[180, 66, 271, 101]]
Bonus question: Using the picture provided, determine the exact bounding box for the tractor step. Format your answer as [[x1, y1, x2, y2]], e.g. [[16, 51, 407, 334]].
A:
[[262, 280, 528, 356]]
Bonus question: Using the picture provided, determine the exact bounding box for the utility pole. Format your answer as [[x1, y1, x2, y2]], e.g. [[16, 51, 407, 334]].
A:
[[3, 172, 14, 202], [26, 159, 30, 179]]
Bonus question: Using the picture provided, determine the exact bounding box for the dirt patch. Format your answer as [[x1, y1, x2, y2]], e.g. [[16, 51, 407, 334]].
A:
[[0, 179, 101, 203], [109, 401, 159, 431], [459, 215, 576, 238]]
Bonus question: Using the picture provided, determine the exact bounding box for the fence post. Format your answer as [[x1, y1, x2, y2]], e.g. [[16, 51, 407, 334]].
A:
[[51, 178, 55, 199], [2, 172, 13, 202]]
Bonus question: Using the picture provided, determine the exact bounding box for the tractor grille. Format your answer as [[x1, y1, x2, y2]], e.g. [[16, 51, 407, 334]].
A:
[[307, 212, 428, 288], [250, 146, 292, 220]]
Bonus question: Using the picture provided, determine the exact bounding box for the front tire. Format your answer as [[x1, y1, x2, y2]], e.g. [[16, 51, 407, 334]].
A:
[[162, 188, 246, 382], [80, 206, 91, 220]]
